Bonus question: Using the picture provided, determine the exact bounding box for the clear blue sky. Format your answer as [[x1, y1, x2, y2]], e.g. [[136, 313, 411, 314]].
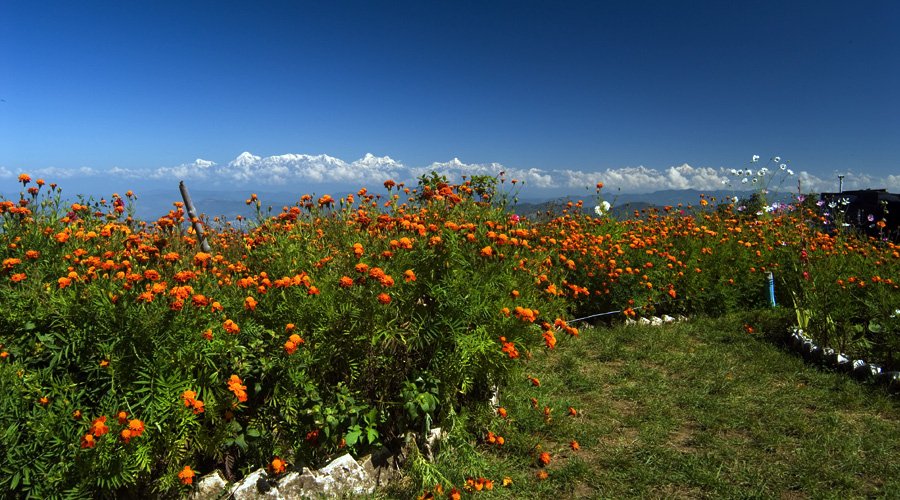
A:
[[2, 0, 898, 193]]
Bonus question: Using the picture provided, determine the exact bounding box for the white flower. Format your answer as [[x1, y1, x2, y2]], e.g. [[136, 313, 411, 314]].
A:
[[594, 201, 611, 216], [780, 163, 786, 170], [773, 156, 781, 162], [787, 169, 794, 176], [757, 170, 764, 176], [741, 178, 749, 184], [752, 155, 760, 162], [730, 169, 738, 175], [721, 179, 728, 185], [752, 178, 758, 183], [840, 197, 850, 205]]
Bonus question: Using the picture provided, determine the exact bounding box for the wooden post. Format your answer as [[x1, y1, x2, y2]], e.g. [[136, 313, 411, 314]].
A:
[[179, 181, 211, 253]]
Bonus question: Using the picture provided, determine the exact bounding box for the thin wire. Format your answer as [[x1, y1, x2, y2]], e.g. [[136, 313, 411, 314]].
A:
[[566, 296, 689, 324]]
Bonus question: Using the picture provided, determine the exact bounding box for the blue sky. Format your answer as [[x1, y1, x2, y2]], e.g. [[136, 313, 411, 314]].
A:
[[2, 0, 898, 195]]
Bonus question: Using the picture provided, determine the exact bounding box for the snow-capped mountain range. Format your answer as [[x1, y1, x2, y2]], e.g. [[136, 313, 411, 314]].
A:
[[4, 151, 897, 197]]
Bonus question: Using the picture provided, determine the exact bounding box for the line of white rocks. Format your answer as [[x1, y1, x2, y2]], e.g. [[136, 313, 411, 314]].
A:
[[191, 428, 445, 500], [624, 314, 688, 326], [787, 327, 900, 392], [624, 316, 899, 393]]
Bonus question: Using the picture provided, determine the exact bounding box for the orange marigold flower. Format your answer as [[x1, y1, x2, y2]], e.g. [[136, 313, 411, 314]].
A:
[[270, 457, 287, 474], [91, 416, 110, 437], [120, 428, 133, 444], [449, 488, 461, 500], [81, 433, 96, 448], [568, 406, 578, 416], [285, 323, 296, 332], [99, 359, 109, 368], [497, 407, 508, 418], [223, 319, 240, 335], [244, 296, 257, 311], [202, 329, 213, 341], [227, 374, 248, 402], [528, 376, 541, 387], [284, 339, 298, 355], [570, 440, 580, 451], [480, 246, 494, 257], [339, 276, 354, 288], [25, 250, 40, 259], [502, 477, 513, 487], [377, 292, 391, 304], [117, 411, 128, 425], [10, 273, 26, 283], [536, 470, 549, 480], [178, 465, 196, 485], [307, 286, 320, 295], [39, 396, 50, 406], [58, 277, 72, 288], [538, 451, 551, 466], [403, 269, 416, 282], [183, 390, 198, 407]]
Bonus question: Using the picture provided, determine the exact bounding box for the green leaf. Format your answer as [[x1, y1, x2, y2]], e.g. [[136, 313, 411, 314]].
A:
[[345, 425, 362, 446], [366, 427, 379, 444]]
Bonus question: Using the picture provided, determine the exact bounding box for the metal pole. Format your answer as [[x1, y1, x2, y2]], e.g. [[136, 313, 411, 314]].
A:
[[838, 175, 844, 194], [179, 181, 211, 253]]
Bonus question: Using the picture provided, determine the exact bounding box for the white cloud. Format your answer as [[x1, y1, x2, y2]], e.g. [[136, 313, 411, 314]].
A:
[[6, 152, 898, 195], [150, 159, 217, 180], [26, 166, 98, 178], [409, 158, 556, 188], [886, 175, 900, 191], [559, 164, 730, 193]]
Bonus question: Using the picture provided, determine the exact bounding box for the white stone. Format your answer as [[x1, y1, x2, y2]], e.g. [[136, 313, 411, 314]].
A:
[[649, 316, 664, 326], [661, 315, 676, 323], [638, 317, 651, 325], [192, 470, 227, 500], [489, 385, 500, 407], [278, 454, 374, 498], [230, 468, 283, 500]]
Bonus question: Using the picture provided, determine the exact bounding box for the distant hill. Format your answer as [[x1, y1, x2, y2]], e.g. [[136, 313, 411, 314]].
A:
[[0, 187, 804, 223]]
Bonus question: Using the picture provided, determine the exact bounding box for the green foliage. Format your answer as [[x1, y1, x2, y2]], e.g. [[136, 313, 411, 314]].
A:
[[0, 172, 896, 496]]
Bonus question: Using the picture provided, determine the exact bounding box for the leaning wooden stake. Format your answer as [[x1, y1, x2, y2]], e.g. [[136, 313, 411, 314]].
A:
[[179, 181, 211, 253]]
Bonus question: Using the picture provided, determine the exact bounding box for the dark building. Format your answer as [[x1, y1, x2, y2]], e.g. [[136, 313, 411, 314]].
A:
[[819, 189, 900, 241]]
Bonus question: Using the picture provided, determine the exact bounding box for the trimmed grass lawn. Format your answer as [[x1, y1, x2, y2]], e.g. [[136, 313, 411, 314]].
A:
[[388, 313, 900, 498]]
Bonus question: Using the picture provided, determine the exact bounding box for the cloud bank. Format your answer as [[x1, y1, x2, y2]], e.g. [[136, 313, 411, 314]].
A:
[[3, 151, 898, 194]]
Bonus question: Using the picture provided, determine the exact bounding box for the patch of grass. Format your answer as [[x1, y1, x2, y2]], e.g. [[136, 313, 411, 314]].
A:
[[388, 313, 900, 498]]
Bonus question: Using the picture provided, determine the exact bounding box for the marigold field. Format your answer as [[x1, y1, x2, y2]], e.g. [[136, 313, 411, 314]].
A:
[[0, 173, 897, 496]]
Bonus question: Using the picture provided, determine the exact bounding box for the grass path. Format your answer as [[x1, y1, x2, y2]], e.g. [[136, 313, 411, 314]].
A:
[[392, 314, 900, 498]]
